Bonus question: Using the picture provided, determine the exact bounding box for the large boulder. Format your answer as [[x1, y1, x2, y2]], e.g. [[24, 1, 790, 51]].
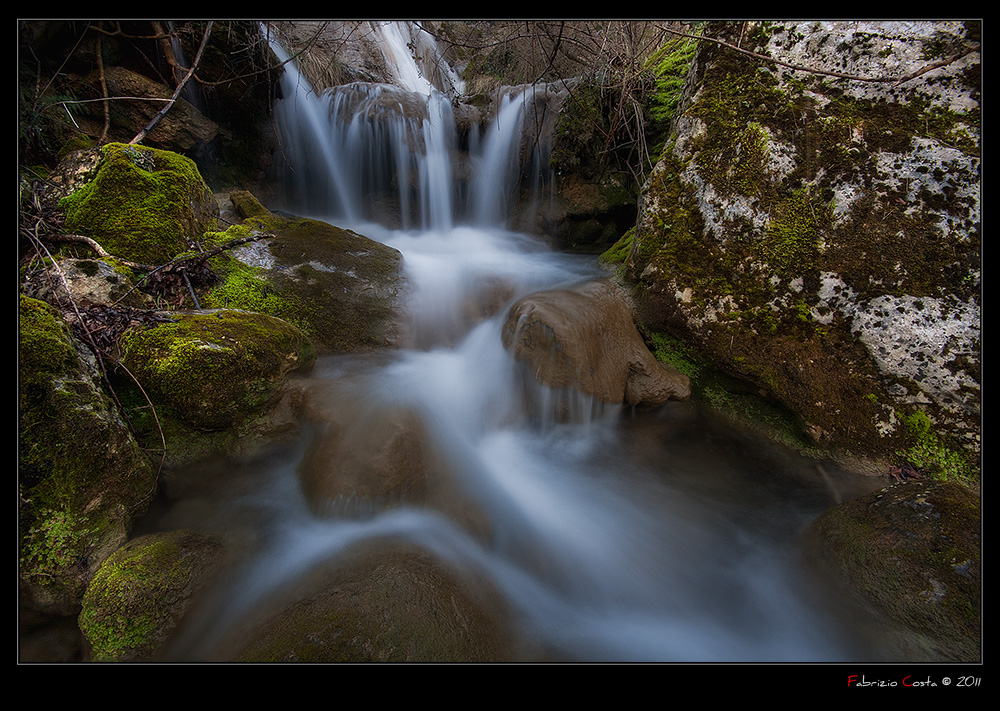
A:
[[616, 21, 980, 474], [501, 280, 690, 408], [805, 480, 981, 662], [19, 295, 157, 616]]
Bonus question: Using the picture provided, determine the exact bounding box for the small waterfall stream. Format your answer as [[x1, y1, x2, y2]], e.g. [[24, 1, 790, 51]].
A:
[[158, 24, 887, 662]]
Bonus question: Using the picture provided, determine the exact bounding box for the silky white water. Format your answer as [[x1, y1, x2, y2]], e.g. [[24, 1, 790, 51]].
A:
[[156, 25, 887, 662]]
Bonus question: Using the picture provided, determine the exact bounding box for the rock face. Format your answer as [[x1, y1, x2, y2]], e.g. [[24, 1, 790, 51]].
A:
[[615, 21, 980, 473], [805, 480, 981, 662], [19, 296, 157, 616], [501, 280, 691, 408]]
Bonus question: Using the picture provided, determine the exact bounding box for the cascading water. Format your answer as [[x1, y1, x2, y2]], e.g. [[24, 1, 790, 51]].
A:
[[160, 23, 887, 662]]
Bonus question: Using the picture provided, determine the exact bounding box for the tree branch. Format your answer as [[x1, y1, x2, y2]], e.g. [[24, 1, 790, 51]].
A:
[[129, 21, 213, 145], [663, 24, 978, 85]]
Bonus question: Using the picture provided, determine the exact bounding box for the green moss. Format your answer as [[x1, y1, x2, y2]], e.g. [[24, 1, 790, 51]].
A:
[[598, 227, 634, 266], [897, 410, 974, 483], [79, 530, 224, 662], [59, 143, 217, 265], [648, 33, 700, 127], [121, 309, 316, 431], [19, 296, 155, 602], [646, 330, 704, 379], [762, 188, 829, 281]]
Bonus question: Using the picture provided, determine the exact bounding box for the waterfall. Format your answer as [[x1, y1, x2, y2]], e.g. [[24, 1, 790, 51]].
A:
[[165, 24, 882, 663], [266, 23, 558, 233]]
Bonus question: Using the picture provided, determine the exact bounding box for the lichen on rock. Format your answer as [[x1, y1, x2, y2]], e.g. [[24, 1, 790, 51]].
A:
[[616, 21, 980, 476]]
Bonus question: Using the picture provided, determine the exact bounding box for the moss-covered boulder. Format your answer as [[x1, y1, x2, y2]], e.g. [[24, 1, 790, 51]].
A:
[[79, 529, 226, 662], [202, 208, 407, 354], [121, 308, 316, 432], [19, 295, 157, 615], [617, 21, 980, 475], [805, 480, 981, 662], [60, 142, 219, 265], [229, 544, 519, 663]]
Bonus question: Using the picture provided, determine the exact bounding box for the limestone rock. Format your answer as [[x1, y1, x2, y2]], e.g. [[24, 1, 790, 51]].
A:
[[501, 280, 690, 407], [620, 21, 980, 471]]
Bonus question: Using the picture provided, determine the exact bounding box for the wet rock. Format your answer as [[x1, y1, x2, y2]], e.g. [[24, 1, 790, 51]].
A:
[[222, 211, 408, 354], [296, 381, 493, 538], [229, 544, 521, 662], [501, 279, 690, 407], [805, 479, 981, 662], [298, 406, 431, 513]]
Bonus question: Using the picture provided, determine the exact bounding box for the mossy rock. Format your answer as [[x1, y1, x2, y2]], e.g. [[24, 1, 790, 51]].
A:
[[204, 211, 406, 354], [624, 21, 980, 472], [79, 529, 226, 662], [805, 480, 981, 662], [19, 295, 157, 615], [59, 142, 219, 265], [231, 544, 519, 663], [121, 309, 316, 431]]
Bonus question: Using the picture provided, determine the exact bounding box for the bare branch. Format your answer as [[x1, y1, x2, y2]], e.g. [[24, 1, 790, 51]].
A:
[[129, 21, 213, 145]]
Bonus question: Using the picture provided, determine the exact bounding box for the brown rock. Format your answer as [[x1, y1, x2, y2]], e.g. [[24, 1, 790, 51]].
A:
[[501, 279, 690, 407], [229, 544, 521, 662]]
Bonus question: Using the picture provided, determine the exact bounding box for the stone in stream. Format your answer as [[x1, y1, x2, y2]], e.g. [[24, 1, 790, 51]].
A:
[[225, 543, 525, 663], [805, 479, 981, 662], [501, 279, 690, 408]]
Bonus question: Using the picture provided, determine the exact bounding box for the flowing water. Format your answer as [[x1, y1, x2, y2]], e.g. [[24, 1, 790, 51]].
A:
[[153, 24, 889, 662]]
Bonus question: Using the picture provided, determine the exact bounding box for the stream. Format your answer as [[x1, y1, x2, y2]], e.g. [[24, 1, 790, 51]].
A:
[[144, 23, 890, 663]]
